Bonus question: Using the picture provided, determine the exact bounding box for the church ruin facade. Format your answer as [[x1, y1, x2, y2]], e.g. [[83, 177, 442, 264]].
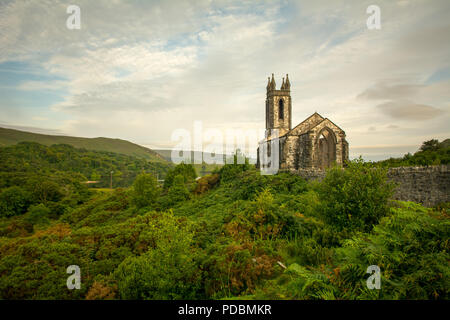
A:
[[257, 74, 349, 171]]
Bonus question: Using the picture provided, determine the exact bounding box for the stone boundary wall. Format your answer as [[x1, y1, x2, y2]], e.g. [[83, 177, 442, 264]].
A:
[[387, 165, 449, 207], [288, 165, 450, 207]]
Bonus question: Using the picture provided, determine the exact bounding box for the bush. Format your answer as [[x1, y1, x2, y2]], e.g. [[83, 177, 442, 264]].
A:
[[193, 174, 220, 195], [0, 186, 30, 217], [114, 211, 202, 299], [32, 181, 64, 203], [166, 174, 191, 206], [163, 163, 197, 189], [317, 158, 395, 232], [334, 202, 450, 299], [24, 204, 51, 226], [130, 173, 160, 208]]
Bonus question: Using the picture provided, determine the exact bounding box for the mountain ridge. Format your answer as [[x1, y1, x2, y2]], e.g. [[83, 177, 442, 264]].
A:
[[0, 127, 166, 162]]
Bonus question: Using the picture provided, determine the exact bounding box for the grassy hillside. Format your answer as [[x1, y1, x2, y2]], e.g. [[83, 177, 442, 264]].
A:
[[0, 127, 166, 162]]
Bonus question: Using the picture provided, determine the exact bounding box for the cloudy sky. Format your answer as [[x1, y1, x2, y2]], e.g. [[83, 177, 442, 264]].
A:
[[0, 0, 449, 160]]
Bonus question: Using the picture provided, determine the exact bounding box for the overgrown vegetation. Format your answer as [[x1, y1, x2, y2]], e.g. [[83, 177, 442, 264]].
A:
[[0, 141, 448, 300], [377, 139, 450, 167], [0, 141, 171, 191]]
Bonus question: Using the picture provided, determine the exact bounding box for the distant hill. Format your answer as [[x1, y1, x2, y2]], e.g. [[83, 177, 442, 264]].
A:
[[0, 127, 166, 163]]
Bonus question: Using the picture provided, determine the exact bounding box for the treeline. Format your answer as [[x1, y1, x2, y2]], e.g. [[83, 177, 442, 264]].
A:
[[377, 138, 450, 167], [0, 154, 448, 300], [0, 141, 171, 189]]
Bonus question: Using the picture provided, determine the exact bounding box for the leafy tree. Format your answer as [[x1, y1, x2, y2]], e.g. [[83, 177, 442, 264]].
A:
[[32, 181, 64, 203], [91, 171, 101, 181], [317, 158, 395, 232], [163, 163, 197, 189], [377, 138, 449, 167], [130, 173, 160, 208], [218, 151, 251, 183], [24, 203, 51, 226], [420, 139, 440, 152], [0, 186, 30, 217], [166, 174, 191, 206], [114, 211, 202, 299]]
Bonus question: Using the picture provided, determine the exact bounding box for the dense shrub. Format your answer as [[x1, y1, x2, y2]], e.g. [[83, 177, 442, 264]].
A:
[[32, 181, 64, 203], [163, 163, 197, 189], [114, 211, 202, 299], [317, 158, 395, 232], [0, 186, 30, 217], [193, 174, 220, 195], [333, 202, 449, 299], [165, 175, 191, 207], [24, 204, 51, 226], [377, 139, 450, 167], [130, 173, 160, 208]]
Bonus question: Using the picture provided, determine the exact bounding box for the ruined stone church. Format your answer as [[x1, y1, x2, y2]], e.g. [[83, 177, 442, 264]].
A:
[[257, 74, 349, 171]]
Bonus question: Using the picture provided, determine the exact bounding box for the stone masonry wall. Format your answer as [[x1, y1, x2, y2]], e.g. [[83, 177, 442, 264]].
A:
[[288, 165, 450, 207], [387, 165, 449, 207]]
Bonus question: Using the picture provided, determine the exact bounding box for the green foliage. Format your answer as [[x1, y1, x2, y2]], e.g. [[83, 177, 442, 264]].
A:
[[252, 263, 337, 300], [420, 139, 440, 152], [130, 173, 160, 209], [193, 174, 220, 195], [24, 204, 51, 227], [334, 202, 449, 299], [33, 181, 63, 203], [114, 211, 202, 299], [163, 163, 197, 189], [378, 138, 450, 167], [165, 174, 191, 207], [0, 186, 30, 217], [317, 158, 395, 232], [218, 152, 251, 183], [0, 141, 171, 189], [0, 143, 447, 300]]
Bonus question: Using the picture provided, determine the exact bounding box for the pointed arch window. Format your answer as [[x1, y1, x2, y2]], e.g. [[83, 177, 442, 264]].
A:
[[279, 99, 284, 120]]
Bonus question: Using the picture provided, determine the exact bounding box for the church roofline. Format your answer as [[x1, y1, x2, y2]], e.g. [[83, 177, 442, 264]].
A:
[[285, 112, 325, 135], [314, 117, 346, 134]]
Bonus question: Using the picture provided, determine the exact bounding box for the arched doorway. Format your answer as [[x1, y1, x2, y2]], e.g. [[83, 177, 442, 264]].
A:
[[316, 127, 336, 169]]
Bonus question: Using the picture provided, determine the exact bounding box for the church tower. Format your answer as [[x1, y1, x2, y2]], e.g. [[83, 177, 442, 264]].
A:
[[265, 73, 292, 138]]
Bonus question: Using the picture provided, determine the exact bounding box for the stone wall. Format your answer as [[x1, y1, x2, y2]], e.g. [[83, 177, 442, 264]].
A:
[[288, 168, 326, 181], [387, 165, 449, 207], [289, 165, 450, 207]]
